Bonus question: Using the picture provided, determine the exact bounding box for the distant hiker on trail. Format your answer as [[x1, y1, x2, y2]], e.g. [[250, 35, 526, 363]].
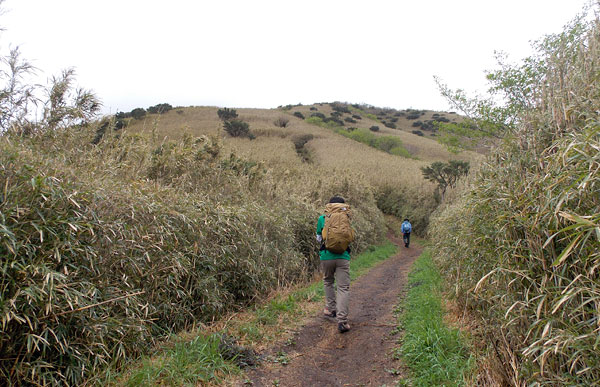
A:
[[401, 218, 412, 248], [316, 196, 355, 333]]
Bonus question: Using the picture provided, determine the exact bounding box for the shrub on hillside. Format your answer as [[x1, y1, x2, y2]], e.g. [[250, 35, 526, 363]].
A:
[[92, 120, 110, 144], [423, 121, 436, 131], [292, 134, 314, 163], [147, 103, 173, 114], [352, 114, 362, 120], [114, 118, 127, 130], [274, 117, 290, 128], [131, 107, 146, 120], [217, 108, 238, 121], [352, 103, 373, 110], [309, 106, 318, 111], [292, 134, 313, 150], [344, 117, 357, 123], [324, 116, 344, 126], [412, 130, 424, 136], [369, 125, 380, 132], [331, 103, 351, 113], [432, 116, 450, 123], [405, 114, 419, 120], [310, 112, 326, 119], [223, 119, 251, 137], [383, 122, 396, 129], [293, 111, 305, 119]]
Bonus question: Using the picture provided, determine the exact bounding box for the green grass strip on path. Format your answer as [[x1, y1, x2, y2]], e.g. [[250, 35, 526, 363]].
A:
[[395, 249, 473, 386], [120, 241, 397, 386]]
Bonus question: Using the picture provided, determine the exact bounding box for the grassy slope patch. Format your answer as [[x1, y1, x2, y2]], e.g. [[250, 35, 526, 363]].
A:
[[304, 115, 412, 158], [395, 249, 473, 386], [338, 128, 412, 158], [114, 241, 397, 386]]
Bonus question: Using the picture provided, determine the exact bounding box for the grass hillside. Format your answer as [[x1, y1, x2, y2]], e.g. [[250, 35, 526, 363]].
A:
[[121, 102, 481, 229], [124, 103, 472, 166]]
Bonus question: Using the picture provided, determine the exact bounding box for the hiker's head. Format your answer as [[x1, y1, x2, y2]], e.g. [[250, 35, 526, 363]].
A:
[[329, 196, 345, 204], [404, 218, 409, 222]]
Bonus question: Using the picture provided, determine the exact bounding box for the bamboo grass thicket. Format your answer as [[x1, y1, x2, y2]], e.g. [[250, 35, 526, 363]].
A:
[[0, 125, 385, 385], [430, 8, 600, 385]]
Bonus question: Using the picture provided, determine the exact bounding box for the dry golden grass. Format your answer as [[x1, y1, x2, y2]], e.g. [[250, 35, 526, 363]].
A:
[[124, 105, 481, 193], [309, 135, 432, 188], [120, 103, 481, 237]]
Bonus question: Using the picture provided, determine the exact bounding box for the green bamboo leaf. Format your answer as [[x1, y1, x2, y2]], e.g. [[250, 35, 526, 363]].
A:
[[552, 235, 581, 266]]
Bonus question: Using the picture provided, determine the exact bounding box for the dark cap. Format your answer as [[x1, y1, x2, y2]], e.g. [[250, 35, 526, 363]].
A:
[[329, 196, 345, 204]]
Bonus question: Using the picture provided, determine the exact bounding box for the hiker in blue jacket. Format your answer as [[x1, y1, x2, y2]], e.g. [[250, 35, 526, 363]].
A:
[[401, 218, 412, 248]]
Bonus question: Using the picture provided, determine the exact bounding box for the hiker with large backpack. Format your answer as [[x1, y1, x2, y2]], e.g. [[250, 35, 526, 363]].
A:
[[401, 218, 412, 248], [316, 196, 355, 333]]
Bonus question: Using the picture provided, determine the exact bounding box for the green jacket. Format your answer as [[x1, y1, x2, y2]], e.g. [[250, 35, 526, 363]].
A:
[[316, 214, 351, 260]]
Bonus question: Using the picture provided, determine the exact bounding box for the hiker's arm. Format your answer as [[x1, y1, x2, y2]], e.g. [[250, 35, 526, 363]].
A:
[[316, 215, 325, 242]]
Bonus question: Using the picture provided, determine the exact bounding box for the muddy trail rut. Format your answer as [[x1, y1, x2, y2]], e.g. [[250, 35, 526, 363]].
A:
[[242, 236, 421, 386]]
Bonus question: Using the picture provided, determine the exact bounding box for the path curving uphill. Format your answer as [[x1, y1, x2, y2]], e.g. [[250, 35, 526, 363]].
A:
[[243, 235, 421, 386]]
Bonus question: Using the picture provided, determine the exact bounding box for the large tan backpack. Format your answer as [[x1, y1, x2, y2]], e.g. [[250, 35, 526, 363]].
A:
[[322, 203, 355, 254]]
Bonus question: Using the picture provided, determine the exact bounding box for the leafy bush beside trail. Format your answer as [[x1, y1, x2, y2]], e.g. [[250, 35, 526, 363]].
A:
[[430, 9, 600, 385]]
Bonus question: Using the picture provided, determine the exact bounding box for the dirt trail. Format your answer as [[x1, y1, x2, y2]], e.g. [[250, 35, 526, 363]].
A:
[[242, 235, 421, 386]]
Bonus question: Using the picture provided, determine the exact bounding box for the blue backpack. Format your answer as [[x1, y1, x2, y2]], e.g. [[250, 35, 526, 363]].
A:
[[402, 221, 412, 233]]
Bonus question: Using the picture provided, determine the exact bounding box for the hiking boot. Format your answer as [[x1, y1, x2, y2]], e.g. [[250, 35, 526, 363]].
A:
[[323, 309, 336, 319], [338, 322, 350, 333]]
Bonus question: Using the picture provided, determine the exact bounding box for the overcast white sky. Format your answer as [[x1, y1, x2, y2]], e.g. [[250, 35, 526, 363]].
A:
[[1, 0, 592, 114]]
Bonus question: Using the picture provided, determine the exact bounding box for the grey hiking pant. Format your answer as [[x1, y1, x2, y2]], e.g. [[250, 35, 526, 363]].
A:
[[322, 259, 350, 324]]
